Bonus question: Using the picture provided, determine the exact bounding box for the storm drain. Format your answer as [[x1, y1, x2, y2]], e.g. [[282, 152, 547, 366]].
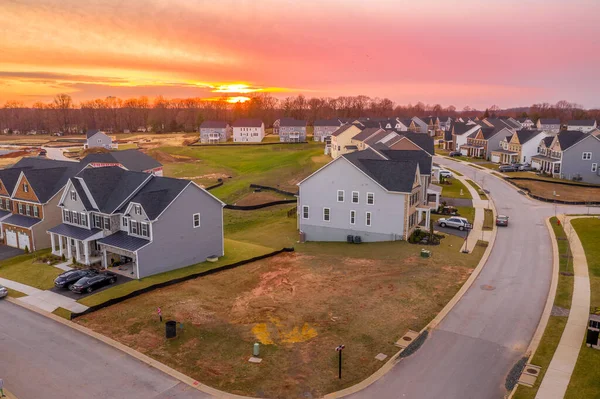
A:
[[518, 364, 542, 388], [395, 330, 420, 348], [480, 284, 496, 291]]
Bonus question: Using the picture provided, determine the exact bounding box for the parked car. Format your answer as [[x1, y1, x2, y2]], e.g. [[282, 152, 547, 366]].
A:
[[499, 165, 518, 172], [0, 284, 8, 299], [449, 151, 462, 157], [38, 149, 47, 157], [54, 269, 97, 289], [496, 215, 509, 226], [438, 216, 470, 231], [439, 169, 454, 178], [518, 163, 533, 171], [69, 272, 117, 294]]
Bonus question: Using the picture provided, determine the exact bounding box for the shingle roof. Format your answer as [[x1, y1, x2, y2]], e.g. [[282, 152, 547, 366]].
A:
[[398, 133, 435, 155], [80, 150, 161, 172], [19, 166, 80, 203], [313, 119, 341, 127], [352, 127, 384, 142], [86, 129, 101, 139], [331, 124, 359, 137], [279, 118, 306, 127], [453, 122, 477, 135], [117, 175, 189, 220], [567, 120, 596, 127], [378, 149, 432, 175], [515, 129, 542, 145], [342, 149, 419, 193], [539, 119, 560, 125], [2, 213, 41, 228], [364, 130, 395, 147], [444, 130, 453, 141], [98, 230, 150, 252], [47, 223, 102, 240], [557, 131, 588, 151], [0, 167, 28, 194], [200, 121, 228, 129], [70, 178, 93, 210], [232, 119, 263, 128], [542, 136, 554, 147]]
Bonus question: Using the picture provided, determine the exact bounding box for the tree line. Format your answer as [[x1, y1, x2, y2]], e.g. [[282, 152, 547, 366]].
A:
[[1, 94, 598, 135]]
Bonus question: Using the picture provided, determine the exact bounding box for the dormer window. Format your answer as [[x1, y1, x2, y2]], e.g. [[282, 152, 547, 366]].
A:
[[23, 183, 29, 193], [70, 190, 77, 201], [134, 205, 142, 215]]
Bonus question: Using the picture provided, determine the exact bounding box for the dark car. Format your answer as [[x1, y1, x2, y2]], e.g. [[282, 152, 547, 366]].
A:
[[54, 269, 97, 289], [499, 165, 517, 172], [496, 215, 509, 226], [38, 149, 47, 157], [70, 272, 117, 294], [449, 151, 462, 157]]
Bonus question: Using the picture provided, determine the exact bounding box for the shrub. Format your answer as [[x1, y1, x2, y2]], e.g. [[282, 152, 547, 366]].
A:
[[24, 245, 29, 254]]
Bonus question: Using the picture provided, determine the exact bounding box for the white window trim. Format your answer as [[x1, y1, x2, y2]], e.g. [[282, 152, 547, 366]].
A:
[[337, 190, 345, 202], [352, 191, 359, 204], [350, 210, 356, 225], [366, 192, 374, 205], [582, 152, 592, 160], [70, 190, 77, 201], [23, 183, 29, 193], [323, 207, 331, 222], [193, 213, 201, 228], [365, 211, 372, 227], [302, 205, 309, 220], [122, 216, 128, 227], [592, 163, 598, 172]]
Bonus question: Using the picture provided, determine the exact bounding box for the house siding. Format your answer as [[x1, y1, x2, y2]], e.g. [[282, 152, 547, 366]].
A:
[[279, 125, 307, 142], [31, 191, 63, 250], [136, 185, 224, 278], [561, 136, 600, 184], [199, 126, 231, 143], [314, 126, 338, 141], [233, 124, 265, 142], [87, 132, 113, 149], [331, 125, 362, 159]]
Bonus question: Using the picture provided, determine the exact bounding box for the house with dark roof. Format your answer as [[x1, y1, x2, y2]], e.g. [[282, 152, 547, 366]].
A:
[[566, 120, 597, 133], [411, 117, 431, 135], [313, 119, 343, 142], [298, 148, 432, 242], [80, 149, 163, 176], [532, 131, 600, 183], [451, 123, 483, 153], [517, 118, 535, 130], [330, 124, 363, 159], [536, 118, 561, 133], [84, 129, 115, 150], [0, 158, 82, 251], [47, 167, 225, 278], [461, 120, 514, 160], [491, 130, 549, 164], [232, 119, 265, 143], [277, 118, 307, 143], [199, 120, 232, 143]]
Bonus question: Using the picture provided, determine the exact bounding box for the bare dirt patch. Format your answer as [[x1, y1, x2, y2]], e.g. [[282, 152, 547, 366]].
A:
[[513, 179, 600, 202], [150, 150, 197, 164]]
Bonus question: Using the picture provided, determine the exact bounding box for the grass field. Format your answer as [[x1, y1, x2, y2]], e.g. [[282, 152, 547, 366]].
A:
[[0, 250, 63, 290], [438, 178, 473, 199], [510, 179, 600, 202], [77, 233, 484, 398], [482, 209, 494, 230]]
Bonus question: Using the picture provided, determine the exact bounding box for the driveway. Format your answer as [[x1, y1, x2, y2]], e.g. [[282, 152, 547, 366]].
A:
[[49, 271, 133, 301], [345, 157, 600, 399], [42, 146, 78, 162], [0, 244, 23, 261]]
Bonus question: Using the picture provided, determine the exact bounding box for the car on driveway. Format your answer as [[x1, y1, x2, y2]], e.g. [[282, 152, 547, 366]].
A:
[[439, 169, 454, 179], [518, 163, 533, 171], [496, 215, 509, 226], [499, 165, 518, 172], [449, 151, 462, 157], [438, 216, 470, 231], [0, 284, 8, 299], [54, 269, 97, 290], [69, 272, 117, 294]]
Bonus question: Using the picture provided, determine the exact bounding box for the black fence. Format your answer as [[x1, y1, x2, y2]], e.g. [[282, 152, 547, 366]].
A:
[[225, 199, 297, 210], [504, 178, 600, 205], [249, 184, 297, 197], [70, 247, 295, 319], [205, 181, 224, 191]]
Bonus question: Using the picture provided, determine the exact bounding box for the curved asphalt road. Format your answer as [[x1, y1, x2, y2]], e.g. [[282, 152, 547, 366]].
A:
[[346, 158, 600, 399]]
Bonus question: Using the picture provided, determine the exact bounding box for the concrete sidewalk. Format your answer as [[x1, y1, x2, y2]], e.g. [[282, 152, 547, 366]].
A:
[[535, 216, 590, 399], [0, 277, 88, 313]]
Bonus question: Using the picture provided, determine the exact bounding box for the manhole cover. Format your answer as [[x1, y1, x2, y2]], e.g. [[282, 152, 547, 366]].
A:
[[526, 368, 538, 375], [403, 336, 412, 341], [480, 284, 496, 291]]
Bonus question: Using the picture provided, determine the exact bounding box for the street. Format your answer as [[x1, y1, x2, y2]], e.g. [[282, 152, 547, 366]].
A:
[[41, 146, 78, 162]]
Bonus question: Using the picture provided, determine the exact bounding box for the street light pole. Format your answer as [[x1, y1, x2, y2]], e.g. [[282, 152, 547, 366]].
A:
[[335, 345, 345, 379]]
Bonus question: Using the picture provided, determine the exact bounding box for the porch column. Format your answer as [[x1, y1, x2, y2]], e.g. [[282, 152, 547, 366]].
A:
[[75, 240, 81, 262], [425, 209, 431, 229], [50, 233, 56, 254], [84, 241, 90, 265], [66, 238, 72, 260], [58, 235, 64, 256], [102, 248, 108, 269]]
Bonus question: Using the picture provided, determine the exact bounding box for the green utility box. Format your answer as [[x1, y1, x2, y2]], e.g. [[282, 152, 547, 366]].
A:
[[420, 249, 431, 258]]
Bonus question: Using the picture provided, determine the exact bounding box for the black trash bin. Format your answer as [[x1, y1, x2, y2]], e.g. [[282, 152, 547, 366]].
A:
[[353, 236, 362, 244], [166, 320, 177, 339], [347, 235, 354, 243]]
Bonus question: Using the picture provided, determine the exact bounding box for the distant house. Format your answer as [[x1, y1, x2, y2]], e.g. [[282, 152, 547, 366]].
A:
[[313, 119, 342, 142], [199, 121, 232, 143], [277, 118, 306, 143], [330, 124, 363, 159], [566, 120, 597, 133], [461, 124, 512, 160], [420, 117, 441, 136], [452, 123, 481, 153], [537, 119, 561, 133], [232, 119, 265, 143], [411, 117, 430, 135], [84, 129, 114, 150], [438, 116, 453, 132], [517, 118, 535, 129], [80, 149, 163, 176], [491, 130, 548, 164], [532, 131, 600, 183]]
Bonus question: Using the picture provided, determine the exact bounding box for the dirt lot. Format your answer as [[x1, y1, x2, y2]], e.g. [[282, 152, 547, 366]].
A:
[[512, 179, 600, 202], [78, 236, 483, 398]]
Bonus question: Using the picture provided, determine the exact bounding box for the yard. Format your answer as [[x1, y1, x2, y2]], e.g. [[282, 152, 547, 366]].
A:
[[0, 250, 63, 290], [509, 179, 600, 202], [77, 234, 485, 398], [438, 178, 473, 199]]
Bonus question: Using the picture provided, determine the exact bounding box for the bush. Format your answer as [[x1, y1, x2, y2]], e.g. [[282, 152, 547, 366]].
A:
[[24, 245, 29, 254]]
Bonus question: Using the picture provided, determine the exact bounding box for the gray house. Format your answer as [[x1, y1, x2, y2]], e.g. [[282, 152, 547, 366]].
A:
[[532, 131, 600, 183], [313, 119, 343, 142], [85, 130, 114, 150], [566, 120, 597, 133], [199, 121, 232, 143], [298, 149, 428, 243], [47, 166, 224, 279], [537, 119, 561, 133], [279, 118, 307, 142]]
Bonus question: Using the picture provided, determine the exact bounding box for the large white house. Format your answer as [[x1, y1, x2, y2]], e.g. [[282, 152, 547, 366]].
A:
[[232, 119, 265, 143]]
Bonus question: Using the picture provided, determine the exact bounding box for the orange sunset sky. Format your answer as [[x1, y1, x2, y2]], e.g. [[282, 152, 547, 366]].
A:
[[1, 0, 599, 108]]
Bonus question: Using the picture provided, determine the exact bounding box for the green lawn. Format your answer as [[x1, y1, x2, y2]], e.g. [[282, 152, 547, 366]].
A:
[[565, 217, 600, 398], [478, 163, 500, 171], [552, 217, 575, 309], [465, 179, 483, 199], [439, 178, 473, 199], [6, 287, 26, 298], [224, 205, 298, 249], [53, 307, 72, 320], [482, 209, 494, 230], [0, 250, 63, 290]]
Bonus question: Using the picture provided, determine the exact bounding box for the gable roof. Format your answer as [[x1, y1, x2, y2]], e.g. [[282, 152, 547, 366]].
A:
[[342, 150, 419, 193], [352, 127, 384, 142], [200, 120, 228, 129], [232, 119, 263, 128], [539, 118, 560, 125], [515, 129, 543, 145], [331, 124, 360, 137], [314, 119, 342, 127], [452, 122, 478, 135], [399, 132, 434, 155], [567, 120, 596, 127], [557, 130, 588, 151], [118, 175, 189, 220], [80, 150, 161, 172], [0, 167, 28, 195], [86, 129, 101, 139], [279, 118, 306, 127], [377, 149, 432, 175], [542, 136, 554, 147], [10, 158, 82, 202]]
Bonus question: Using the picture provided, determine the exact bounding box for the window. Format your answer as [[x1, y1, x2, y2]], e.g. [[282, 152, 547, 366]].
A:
[[350, 210, 356, 225], [97, 138, 102, 143], [302, 206, 309, 219], [366, 212, 372, 226], [64, 209, 70, 222], [337, 190, 344, 202], [26, 204, 31, 216], [130, 221, 138, 235], [367, 192, 374, 205], [134, 205, 142, 215], [592, 163, 598, 173], [70, 190, 77, 201], [352, 191, 359, 204], [122, 217, 128, 227], [193, 213, 200, 228], [81, 213, 87, 227], [103, 217, 110, 230], [141, 222, 149, 237], [72, 211, 79, 225], [323, 207, 330, 222], [18, 203, 23, 214], [94, 214, 101, 228], [583, 152, 592, 160], [33, 206, 39, 218], [23, 183, 29, 193]]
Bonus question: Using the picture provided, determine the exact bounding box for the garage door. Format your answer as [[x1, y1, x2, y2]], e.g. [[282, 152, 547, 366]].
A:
[[491, 154, 500, 163], [18, 232, 30, 250], [5, 230, 17, 248]]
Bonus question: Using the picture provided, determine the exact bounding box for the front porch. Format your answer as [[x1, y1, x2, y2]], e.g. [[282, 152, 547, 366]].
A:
[[416, 205, 432, 229], [427, 184, 442, 209], [491, 149, 519, 164], [460, 144, 485, 158], [48, 224, 104, 266], [532, 155, 561, 176], [98, 231, 150, 280]]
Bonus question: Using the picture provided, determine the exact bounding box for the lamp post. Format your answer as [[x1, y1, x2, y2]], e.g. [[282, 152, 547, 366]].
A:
[[335, 345, 345, 379]]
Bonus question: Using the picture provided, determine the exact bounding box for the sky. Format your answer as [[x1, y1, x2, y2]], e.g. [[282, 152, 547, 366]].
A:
[[1, 0, 599, 109]]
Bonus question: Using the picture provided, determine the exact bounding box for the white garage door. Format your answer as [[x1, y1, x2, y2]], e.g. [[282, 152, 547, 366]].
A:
[[491, 155, 500, 163], [5, 230, 17, 248], [18, 232, 30, 250]]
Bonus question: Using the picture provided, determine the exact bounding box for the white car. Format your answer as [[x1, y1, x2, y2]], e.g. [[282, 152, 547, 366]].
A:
[[438, 216, 469, 231], [439, 169, 453, 179], [0, 285, 8, 299]]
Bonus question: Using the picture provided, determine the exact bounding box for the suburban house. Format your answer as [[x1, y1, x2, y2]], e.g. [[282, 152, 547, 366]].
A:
[[438, 116, 453, 131], [531, 131, 600, 183], [567, 120, 597, 133], [47, 166, 225, 278], [278, 118, 307, 142], [517, 118, 536, 129], [297, 148, 431, 243], [491, 130, 549, 164], [537, 118, 561, 133], [460, 123, 512, 160], [199, 121, 232, 143], [84, 129, 115, 150], [330, 124, 363, 158], [420, 117, 441, 136], [80, 149, 163, 176], [313, 119, 343, 142], [232, 119, 265, 143], [496, 116, 522, 130], [0, 158, 82, 251], [441, 129, 454, 150], [351, 128, 386, 150], [451, 122, 481, 153], [411, 117, 430, 135]]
